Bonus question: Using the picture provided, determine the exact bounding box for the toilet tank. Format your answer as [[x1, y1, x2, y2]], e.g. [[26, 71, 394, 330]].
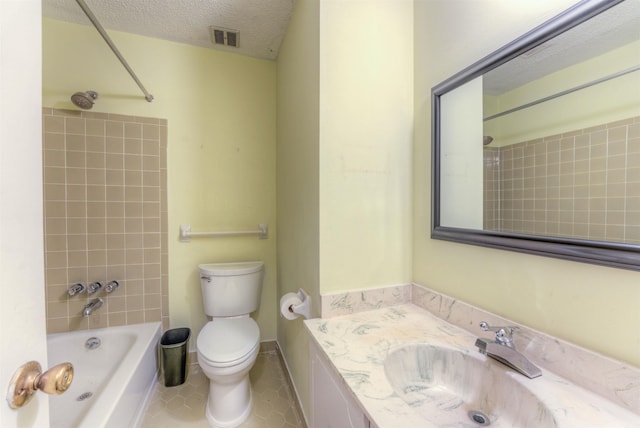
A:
[[198, 261, 264, 317]]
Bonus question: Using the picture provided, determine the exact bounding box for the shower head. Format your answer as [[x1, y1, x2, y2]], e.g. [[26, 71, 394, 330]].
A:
[[70, 90, 98, 110], [483, 135, 494, 146]]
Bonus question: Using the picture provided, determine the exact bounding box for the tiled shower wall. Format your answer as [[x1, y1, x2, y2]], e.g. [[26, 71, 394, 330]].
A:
[[43, 108, 168, 333], [484, 116, 640, 244], [483, 147, 501, 231]]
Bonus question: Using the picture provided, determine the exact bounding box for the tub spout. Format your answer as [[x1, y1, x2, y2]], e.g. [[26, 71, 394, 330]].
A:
[[83, 298, 103, 317]]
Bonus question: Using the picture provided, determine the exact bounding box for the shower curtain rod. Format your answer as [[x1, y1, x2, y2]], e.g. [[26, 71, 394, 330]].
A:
[[483, 64, 640, 121], [75, 0, 154, 102]]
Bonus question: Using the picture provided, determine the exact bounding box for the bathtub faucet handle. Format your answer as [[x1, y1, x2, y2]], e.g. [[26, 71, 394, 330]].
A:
[[67, 283, 86, 296], [87, 281, 103, 294], [105, 280, 120, 293]]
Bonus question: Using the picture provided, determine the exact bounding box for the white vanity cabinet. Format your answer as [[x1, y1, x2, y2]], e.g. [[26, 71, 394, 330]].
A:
[[310, 339, 374, 428]]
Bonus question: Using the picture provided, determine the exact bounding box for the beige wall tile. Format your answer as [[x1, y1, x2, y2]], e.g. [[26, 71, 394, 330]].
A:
[[46, 268, 68, 285], [126, 279, 144, 295], [44, 115, 65, 133], [107, 250, 126, 266], [126, 295, 144, 311], [142, 171, 160, 186], [143, 202, 160, 217], [142, 141, 159, 156], [47, 318, 69, 334], [106, 265, 125, 280], [66, 134, 85, 151], [44, 132, 65, 150], [108, 312, 127, 326], [127, 311, 145, 324], [44, 149, 65, 167], [489, 116, 638, 244], [86, 119, 105, 136], [107, 295, 127, 312], [106, 153, 124, 169], [45, 167, 66, 184], [124, 122, 142, 139], [125, 186, 143, 202], [86, 135, 106, 153], [47, 286, 69, 304], [106, 218, 125, 233], [143, 124, 160, 140], [88, 250, 107, 266], [43, 109, 168, 333], [142, 155, 160, 171], [607, 126, 627, 143], [85, 152, 105, 169], [126, 264, 145, 281], [106, 137, 124, 154], [125, 139, 142, 154], [143, 233, 161, 248], [144, 309, 161, 322], [126, 248, 144, 264], [106, 120, 124, 137], [106, 170, 124, 185]]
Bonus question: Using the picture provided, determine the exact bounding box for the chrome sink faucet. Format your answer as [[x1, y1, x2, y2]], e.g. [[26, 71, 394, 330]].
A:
[[83, 298, 103, 317], [475, 321, 542, 379]]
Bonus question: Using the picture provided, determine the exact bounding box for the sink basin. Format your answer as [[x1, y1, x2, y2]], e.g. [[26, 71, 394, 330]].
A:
[[383, 344, 557, 427]]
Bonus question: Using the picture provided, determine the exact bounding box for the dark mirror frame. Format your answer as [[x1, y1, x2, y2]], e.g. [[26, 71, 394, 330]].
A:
[[431, 0, 640, 271]]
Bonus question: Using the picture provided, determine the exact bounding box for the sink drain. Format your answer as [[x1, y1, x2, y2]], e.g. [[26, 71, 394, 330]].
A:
[[468, 410, 491, 426]]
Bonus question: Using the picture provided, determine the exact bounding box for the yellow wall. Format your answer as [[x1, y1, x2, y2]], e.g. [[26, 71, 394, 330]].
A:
[[276, 0, 320, 420], [43, 19, 278, 347], [414, 0, 640, 366], [276, 0, 413, 418], [319, 0, 414, 293], [486, 40, 640, 146]]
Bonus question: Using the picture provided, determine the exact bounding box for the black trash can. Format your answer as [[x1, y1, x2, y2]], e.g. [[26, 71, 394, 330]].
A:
[[160, 328, 191, 387]]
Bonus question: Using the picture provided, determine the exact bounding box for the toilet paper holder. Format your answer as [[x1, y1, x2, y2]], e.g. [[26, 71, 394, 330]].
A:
[[281, 289, 311, 320]]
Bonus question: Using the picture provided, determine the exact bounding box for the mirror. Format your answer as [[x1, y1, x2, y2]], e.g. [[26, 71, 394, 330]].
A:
[[432, 0, 640, 270]]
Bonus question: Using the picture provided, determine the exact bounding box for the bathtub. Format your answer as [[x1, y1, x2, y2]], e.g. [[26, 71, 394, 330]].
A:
[[47, 322, 162, 428]]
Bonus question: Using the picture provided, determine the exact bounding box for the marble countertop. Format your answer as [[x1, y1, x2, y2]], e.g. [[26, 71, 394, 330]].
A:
[[304, 304, 640, 428]]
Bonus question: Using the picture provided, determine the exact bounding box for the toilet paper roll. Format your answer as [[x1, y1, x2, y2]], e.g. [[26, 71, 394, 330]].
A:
[[280, 293, 303, 320]]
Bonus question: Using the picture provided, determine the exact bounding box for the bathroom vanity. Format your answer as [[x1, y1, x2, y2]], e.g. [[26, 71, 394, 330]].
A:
[[305, 302, 640, 428], [310, 339, 372, 428]]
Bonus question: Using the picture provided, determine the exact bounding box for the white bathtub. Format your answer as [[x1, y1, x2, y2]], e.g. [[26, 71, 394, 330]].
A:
[[47, 322, 162, 428]]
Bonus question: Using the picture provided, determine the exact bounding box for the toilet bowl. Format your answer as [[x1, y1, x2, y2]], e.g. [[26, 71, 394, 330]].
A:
[[196, 261, 264, 428], [197, 317, 260, 427]]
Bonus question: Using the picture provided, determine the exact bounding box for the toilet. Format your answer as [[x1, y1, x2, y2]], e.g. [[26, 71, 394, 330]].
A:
[[196, 261, 264, 428]]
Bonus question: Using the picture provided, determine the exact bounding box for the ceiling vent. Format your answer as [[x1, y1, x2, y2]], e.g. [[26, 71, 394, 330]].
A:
[[210, 26, 239, 48]]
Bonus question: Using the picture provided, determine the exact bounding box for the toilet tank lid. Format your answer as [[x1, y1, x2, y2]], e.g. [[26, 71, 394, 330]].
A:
[[199, 261, 263, 277]]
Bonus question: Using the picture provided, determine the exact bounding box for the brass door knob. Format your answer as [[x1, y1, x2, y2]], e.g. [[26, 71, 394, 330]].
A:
[[6, 361, 74, 409]]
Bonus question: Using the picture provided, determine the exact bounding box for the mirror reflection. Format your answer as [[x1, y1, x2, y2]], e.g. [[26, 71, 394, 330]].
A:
[[441, 0, 640, 245]]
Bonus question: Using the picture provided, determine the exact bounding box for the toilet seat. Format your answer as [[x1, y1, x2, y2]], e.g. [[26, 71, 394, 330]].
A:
[[197, 318, 260, 367]]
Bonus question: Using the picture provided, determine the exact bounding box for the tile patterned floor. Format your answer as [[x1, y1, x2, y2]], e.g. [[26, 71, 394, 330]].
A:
[[141, 350, 305, 428]]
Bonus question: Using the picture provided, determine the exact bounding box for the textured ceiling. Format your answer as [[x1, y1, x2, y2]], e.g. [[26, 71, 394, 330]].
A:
[[485, 0, 640, 95], [43, 1, 638, 87], [42, 0, 296, 61]]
